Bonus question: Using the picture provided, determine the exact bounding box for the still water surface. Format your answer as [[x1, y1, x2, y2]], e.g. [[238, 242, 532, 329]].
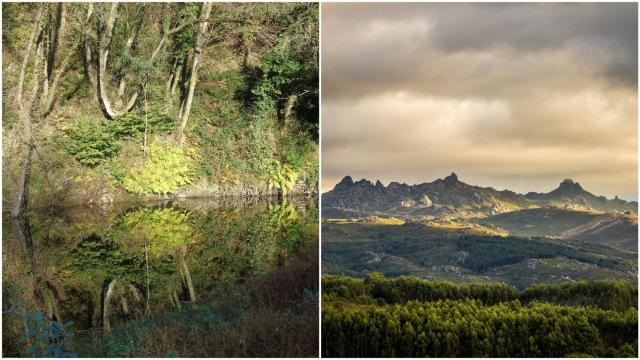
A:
[[3, 197, 317, 339]]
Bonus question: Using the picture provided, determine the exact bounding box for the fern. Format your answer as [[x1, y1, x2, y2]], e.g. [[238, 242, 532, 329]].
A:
[[267, 160, 299, 196], [122, 143, 196, 194]]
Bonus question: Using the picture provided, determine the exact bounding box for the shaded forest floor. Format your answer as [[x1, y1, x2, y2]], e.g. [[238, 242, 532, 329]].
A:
[[69, 243, 319, 357]]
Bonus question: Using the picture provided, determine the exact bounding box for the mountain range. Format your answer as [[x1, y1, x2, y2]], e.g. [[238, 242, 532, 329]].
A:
[[322, 173, 637, 218], [322, 173, 638, 288]]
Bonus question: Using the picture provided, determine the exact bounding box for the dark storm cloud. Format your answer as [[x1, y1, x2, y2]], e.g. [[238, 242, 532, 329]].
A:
[[322, 3, 637, 100], [321, 3, 638, 199]]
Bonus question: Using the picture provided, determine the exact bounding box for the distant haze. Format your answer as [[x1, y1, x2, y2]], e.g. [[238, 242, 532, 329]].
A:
[[321, 3, 638, 200]]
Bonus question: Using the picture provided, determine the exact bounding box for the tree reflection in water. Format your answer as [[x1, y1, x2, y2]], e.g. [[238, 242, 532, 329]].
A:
[[2, 198, 317, 354]]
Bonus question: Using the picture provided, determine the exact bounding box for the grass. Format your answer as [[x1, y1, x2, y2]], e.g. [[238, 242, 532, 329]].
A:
[[71, 242, 319, 357]]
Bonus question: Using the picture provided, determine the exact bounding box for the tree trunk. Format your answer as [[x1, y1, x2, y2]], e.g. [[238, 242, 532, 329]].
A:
[[177, 2, 212, 147], [46, 287, 64, 324], [172, 290, 182, 310], [46, 3, 64, 84], [171, 63, 182, 96], [120, 291, 130, 315], [145, 242, 150, 315], [13, 3, 71, 218], [96, 4, 167, 119], [13, 36, 44, 219], [96, 3, 120, 119], [42, 53, 72, 116], [116, 79, 127, 108], [165, 57, 178, 103], [83, 4, 94, 84], [11, 217, 37, 303], [92, 286, 102, 327], [179, 246, 196, 302], [16, 4, 45, 106], [13, 142, 34, 218], [283, 94, 298, 130], [103, 279, 117, 335], [177, 53, 191, 119], [115, 11, 144, 108]]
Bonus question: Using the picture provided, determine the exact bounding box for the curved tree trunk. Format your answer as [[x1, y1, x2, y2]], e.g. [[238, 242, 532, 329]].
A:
[[102, 279, 117, 335], [96, 4, 168, 119], [177, 2, 212, 147], [96, 3, 120, 119]]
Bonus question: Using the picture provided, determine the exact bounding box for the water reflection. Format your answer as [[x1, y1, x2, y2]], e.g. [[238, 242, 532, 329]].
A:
[[3, 198, 317, 341]]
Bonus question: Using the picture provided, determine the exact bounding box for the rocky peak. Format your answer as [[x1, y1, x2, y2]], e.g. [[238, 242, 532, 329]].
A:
[[560, 178, 581, 188], [443, 172, 459, 184], [324, 174, 637, 216], [556, 178, 584, 193], [335, 176, 354, 188], [354, 179, 373, 187]]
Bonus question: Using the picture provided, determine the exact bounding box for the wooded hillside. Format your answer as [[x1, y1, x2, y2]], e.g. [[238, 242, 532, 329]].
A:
[[2, 2, 318, 214]]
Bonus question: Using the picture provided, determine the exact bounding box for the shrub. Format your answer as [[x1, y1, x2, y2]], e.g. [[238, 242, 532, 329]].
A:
[[63, 116, 120, 166], [109, 109, 174, 139], [122, 143, 196, 194], [267, 160, 299, 196]]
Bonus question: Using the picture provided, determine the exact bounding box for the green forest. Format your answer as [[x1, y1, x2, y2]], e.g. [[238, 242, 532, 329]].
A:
[[2, 2, 318, 215], [322, 273, 638, 357]]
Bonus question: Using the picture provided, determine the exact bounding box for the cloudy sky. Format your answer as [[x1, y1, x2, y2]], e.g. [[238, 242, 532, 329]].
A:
[[321, 3, 638, 200]]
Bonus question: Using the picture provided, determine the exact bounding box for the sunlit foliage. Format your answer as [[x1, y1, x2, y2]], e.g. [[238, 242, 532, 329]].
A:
[[122, 143, 196, 194]]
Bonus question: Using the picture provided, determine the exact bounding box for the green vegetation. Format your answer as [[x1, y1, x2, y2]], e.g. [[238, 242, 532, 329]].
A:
[[476, 207, 602, 238], [267, 160, 300, 197], [109, 109, 174, 139], [322, 274, 638, 357], [3, 2, 318, 212], [322, 222, 637, 289], [63, 116, 121, 167], [2, 199, 318, 357], [3, 3, 318, 357], [121, 143, 196, 195], [72, 243, 319, 357]]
